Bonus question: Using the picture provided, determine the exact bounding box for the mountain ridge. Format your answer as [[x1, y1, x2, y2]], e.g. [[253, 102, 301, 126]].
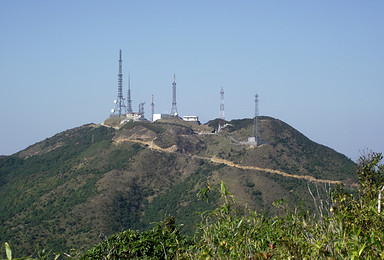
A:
[[0, 116, 356, 256]]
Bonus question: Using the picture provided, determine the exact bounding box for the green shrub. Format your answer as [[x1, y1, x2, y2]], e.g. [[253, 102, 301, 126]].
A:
[[80, 216, 190, 260]]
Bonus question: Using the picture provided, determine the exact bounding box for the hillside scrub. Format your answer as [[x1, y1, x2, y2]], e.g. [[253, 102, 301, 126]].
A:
[[4, 152, 383, 259], [0, 117, 358, 256]]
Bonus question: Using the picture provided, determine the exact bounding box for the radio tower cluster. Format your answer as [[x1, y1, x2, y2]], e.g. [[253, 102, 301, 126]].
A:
[[109, 50, 261, 132], [110, 51, 188, 122], [110, 50, 266, 127], [110, 50, 145, 121]]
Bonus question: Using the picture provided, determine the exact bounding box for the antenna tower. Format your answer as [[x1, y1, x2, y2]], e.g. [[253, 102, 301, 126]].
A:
[[253, 94, 259, 145], [139, 102, 145, 116], [170, 74, 178, 116], [219, 87, 225, 131], [113, 49, 125, 116], [127, 74, 133, 113], [151, 95, 155, 122]]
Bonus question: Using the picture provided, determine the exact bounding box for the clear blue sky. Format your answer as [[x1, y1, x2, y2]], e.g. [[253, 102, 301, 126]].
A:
[[1, 1, 383, 161]]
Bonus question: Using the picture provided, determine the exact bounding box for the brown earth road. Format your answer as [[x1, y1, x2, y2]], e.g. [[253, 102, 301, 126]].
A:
[[116, 138, 342, 185], [205, 156, 341, 185]]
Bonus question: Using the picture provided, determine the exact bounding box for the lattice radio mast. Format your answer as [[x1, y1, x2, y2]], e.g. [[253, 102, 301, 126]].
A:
[[170, 74, 178, 116], [139, 102, 145, 116], [151, 95, 155, 122], [219, 87, 225, 132], [112, 49, 125, 117], [253, 94, 259, 145], [127, 74, 133, 113]]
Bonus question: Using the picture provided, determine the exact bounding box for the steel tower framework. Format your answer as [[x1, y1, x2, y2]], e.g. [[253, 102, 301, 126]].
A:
[[151, 95, 155, 122], [219, 87, 225, 131], [114, 49, 125, 116], [127, 74, 133, 113], [253, 94, 259, 145], [170, 74, 178, 116], [139, 102, 145, 115]]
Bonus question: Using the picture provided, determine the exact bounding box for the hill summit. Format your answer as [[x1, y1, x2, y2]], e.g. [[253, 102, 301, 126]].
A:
[[0, 116, 356, 255]]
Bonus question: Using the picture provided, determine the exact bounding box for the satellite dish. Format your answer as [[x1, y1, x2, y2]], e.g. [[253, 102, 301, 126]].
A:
[[113, 100, 117, 104], [111, 109, 115, 113]]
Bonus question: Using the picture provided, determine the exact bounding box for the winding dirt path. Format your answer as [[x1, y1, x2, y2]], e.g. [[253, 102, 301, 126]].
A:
[[117, 138, 342, 185], [204, 156, 341, 184]]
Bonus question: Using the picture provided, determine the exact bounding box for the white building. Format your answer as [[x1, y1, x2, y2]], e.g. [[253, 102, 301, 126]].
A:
[[153, 113, 170, 122], [183, 116, 199, 122], [126, 113, 145, 122]]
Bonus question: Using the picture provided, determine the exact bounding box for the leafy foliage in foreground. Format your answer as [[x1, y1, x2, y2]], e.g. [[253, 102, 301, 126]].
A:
[[80, 216, 190, 260], [3, 152, 382, 259], [191, 154, 384, 259]]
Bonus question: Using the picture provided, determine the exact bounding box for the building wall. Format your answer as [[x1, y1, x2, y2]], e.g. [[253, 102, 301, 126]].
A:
[[183, 116, 198, 122], [153, 113, 169, 122]]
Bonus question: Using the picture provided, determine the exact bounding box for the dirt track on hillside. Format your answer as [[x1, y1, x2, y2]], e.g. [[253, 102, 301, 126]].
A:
[[116, 138, 342, 185]]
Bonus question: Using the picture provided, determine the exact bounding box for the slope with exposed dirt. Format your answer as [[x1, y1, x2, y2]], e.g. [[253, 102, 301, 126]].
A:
[[0, 116, 356, 255]]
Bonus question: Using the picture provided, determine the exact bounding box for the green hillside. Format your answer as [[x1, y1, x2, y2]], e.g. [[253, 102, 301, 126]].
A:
[[0, 116, 356, 256]]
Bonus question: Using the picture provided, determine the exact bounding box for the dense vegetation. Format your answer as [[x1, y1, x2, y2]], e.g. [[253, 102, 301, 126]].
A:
[[0, 117, 357, 257], [78, 153, 383, 259], [3, 152, 383, 259]]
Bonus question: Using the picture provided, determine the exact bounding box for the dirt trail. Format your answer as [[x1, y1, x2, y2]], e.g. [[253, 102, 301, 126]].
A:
[[117, 138, 342, 185], [205, 156, 341, 184]]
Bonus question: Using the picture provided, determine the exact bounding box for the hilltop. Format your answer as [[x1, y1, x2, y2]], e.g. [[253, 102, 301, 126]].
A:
[[0, 116, 356, 256]]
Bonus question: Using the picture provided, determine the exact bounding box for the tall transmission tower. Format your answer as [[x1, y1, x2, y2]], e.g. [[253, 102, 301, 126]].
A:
[[113, 49, 125, 117], [151, 95, 155, 122], [170, 74, 178, 116], [253, 94, 259, 145], [126, 74, 133, 113], [219, 87, 225, 132]]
